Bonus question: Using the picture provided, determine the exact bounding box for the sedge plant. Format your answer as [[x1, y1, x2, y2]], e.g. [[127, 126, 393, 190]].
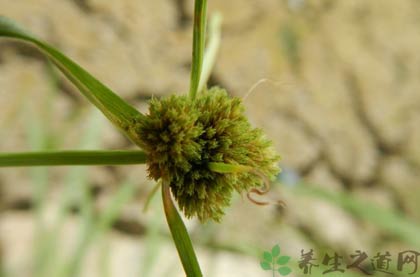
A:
[[0, 0, 280, 276]]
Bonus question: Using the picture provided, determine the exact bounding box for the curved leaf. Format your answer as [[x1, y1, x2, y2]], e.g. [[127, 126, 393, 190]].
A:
[[0, 16, 144, 140]]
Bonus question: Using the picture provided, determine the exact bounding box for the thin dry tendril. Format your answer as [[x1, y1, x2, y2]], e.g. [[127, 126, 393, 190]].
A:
[[246, 169, 286, 207]]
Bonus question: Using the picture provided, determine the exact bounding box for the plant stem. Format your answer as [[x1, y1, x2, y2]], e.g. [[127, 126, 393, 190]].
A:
[[162, 181, 203, 277], [0, 150, 147, 167], [272, 262, 275, 277], [189, 0, 207, 100]]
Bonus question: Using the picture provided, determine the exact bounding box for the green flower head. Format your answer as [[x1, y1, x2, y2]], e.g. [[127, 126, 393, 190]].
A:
[[135, 87, 280, 221]]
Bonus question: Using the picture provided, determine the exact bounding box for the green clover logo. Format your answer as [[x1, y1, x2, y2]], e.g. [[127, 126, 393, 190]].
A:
[[260, 245, 292, 276]]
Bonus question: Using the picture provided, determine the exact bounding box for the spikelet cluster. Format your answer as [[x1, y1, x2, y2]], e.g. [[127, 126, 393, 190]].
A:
[[136, 87, 280, 221]]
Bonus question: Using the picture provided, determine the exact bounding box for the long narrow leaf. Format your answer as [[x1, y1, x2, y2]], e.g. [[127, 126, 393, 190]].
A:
[[198, 12, 222, 93], [189, 0, 207, 99], [162, 182, 203, 277], [0, 16, 144, 139], [0, 150, 146, 167]]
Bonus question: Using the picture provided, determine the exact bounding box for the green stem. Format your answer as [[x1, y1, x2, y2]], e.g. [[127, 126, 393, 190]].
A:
[[272, 262, 275, 277], [162, 181, 203, 277], [189, 0, 207, 100], [0, 150, 147, 167]]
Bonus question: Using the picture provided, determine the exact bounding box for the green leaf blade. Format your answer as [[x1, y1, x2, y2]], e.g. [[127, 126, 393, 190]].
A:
[[263, 251, 272, 262], [260, 261, 272, 270], [0, 16, 30, 39], [278, 266, 292, 276], [271, 245, 280, 257], [162, 182, 203, 277], [0, 150, 147, 167], [0, 16, 144, 141], [276, 256, 290, 265], [198, 12, 222, 93], [189, 0, 207, 99]]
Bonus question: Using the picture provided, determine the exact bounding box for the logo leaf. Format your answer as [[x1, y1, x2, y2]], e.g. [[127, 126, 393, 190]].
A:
[[277, 255, 291, 265], [263, 251, 273, 262], [271, 245, 280, 257], [278, 266, 292, 276], [260, 261, 272, 270]]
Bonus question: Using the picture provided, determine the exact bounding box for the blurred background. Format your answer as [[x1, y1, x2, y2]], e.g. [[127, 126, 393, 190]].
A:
[[1, 0, 420, 276]]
